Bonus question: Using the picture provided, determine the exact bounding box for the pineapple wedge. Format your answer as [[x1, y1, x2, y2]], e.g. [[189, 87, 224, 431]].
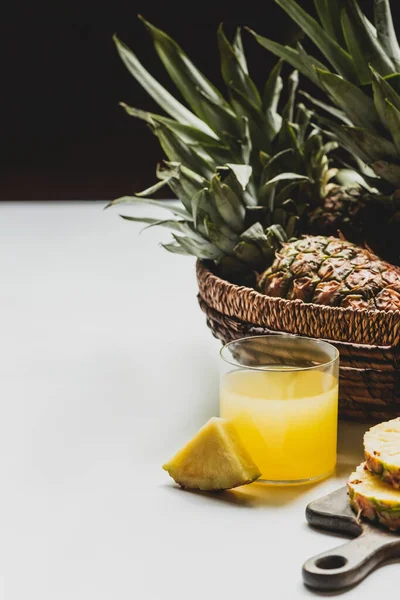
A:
[[163, 417, 261, 491], [348, 463, 400, 531], [364, 418, 400, 488]]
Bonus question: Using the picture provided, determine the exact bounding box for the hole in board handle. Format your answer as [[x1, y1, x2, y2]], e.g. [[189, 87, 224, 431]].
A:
[[315, 555, 348, 570]]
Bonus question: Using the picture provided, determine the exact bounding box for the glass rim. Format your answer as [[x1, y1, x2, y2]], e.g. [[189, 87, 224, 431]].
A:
[[220, 334, 340, 372]]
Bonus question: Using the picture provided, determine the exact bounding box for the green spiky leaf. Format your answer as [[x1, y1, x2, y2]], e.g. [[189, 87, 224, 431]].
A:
[[248, 30, 326, 89], [152, 123, 214, 180], [211, 174, 245, 233], [385, 99, 400, 154], [232, 28, 248, 74], [217, 25, 261, 108], [371, 160, 400, 186], [374, 0, 400, 72], [260, 172, 309, 197], [139, 17, 232, 124], [341, 0, 394, 85], [120, 103, 230, 149], [275, 0, 358, 82], [313, 0, 347, 47], [229, 86, 273, 152], [105, 196, 191, 219], [317, 69, 381, 131], [113, 35, 215, 136], [299, 91, 352, 125], [172, 234, 222, 260], [162, 242, 191, 255], [203, 217, 238, 255], [281, 70, 299, 123]]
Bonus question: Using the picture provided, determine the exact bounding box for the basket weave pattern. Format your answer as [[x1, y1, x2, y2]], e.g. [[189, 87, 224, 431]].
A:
[[196, 260, 400, 421]]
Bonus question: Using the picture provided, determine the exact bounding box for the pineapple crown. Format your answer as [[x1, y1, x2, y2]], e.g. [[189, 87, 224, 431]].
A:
[[108, 18, 349, 283], [107, 161, 293, 285], [114, 17, 340, 205], [250, 0, 400, 194]]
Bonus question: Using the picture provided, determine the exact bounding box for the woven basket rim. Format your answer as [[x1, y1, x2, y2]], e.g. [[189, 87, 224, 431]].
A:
[[196, 260, 400, 348]]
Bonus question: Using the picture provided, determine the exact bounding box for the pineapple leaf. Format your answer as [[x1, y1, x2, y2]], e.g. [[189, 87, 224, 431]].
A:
[[260, 173, 309, 197], [105, 196, 191, 219], [316, 69, 382, 132], [383, 73, 400, 96], [233, 240, 265, 270], [371, 66, 400, 133], [225, 164, 253, 191], [385, 99, 400, 154], [152, 123, 214, 180], [229, 86, 273, 152], [341, 0, 394, 86], [120, 103, 229, 149], [203, 217, 238, 255], [172, 234, 223, 260], [134, 171, 179, 197], [261, 149, 295, 184], [262, 59, 283, 114], [217, 25, 262, 108], [299, 91, 352, 125], [275, 0, 358, 83], [277, 120, 301, 159], [337, 126, 398, 162], [267, 223, 289, 244], [374, 0, 400, 72], [285, 214, 299, 239], [191, 188, 222, 230], [196, 88, 242, 140], [240, 222, 277, 259], [139, 17, 232, 122], [313, 0, 347, 48], [295, 103, 313, 145], [162, 242, 191, 255], [232, 28, 249, 75], [211, 174, 245, 233], [371, 160, 400, 186], [167, 164, 209, 214], [238, 117, 252, 165], [319, 118, 372, 164], [113, 35, 215, 137], [281, 70, 299, 123], [120, 216, 205, 241], [275, 181, 305, 205], [247, 30, 325, 89]]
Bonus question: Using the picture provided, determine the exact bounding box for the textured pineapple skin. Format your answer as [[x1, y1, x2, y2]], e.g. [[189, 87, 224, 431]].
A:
[[364, 418, 400, 489], [348, 463, 400, 532], [306, 186, 400, 267], [258, 235, 400, 310]]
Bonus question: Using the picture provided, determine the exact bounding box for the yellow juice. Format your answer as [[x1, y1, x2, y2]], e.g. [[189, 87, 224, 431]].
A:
[[220, 368, 338, 482]]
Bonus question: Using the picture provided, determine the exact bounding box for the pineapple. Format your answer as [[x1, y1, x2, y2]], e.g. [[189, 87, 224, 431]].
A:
[[250, 0, 400, 265], [258, 235, 400, 310], [112, 18, 365, 257], [348, 463, 400, 531], [163, 417, 261, 490], [364, 418, 400, 488]]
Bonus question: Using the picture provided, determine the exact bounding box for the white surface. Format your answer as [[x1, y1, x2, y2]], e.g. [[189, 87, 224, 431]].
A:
[[0, 201, 394, 599]]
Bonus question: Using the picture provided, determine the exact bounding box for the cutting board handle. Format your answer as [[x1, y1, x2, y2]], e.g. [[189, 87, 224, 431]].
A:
[[302, 528, 400, 591]]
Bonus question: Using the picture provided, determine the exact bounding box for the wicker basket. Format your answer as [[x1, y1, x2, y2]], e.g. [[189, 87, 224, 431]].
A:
[[196, 260, 400, 421]]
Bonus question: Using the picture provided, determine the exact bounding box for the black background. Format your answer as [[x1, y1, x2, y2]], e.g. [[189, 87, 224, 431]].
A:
[[1, 1, 388, 200]]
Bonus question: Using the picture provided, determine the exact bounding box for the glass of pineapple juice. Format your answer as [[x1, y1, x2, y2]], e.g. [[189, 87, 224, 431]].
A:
[[220, 335, 339, 484]]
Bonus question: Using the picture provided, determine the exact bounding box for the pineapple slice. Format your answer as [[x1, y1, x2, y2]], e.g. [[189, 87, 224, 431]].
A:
[[163, 417, 261, 491], [364, 418, 400, 488], [348, 463, 400, 531]]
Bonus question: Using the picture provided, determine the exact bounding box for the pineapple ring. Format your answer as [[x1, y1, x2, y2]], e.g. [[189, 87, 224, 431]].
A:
[[364, 418, 400, 488], [348, 463, 400, 531]]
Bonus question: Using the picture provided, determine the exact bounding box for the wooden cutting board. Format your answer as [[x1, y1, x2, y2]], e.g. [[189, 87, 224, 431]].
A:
[[303, 486, 400, 591]]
